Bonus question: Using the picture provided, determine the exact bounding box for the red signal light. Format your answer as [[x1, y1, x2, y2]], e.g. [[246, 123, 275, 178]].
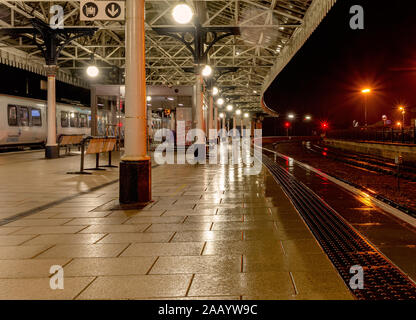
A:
[[284, 122, 291, 128], [321, 122, 329, 130]]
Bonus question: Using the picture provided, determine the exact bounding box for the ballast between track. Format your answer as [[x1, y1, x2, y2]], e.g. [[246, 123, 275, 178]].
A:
[[260, 150, 416, 300]]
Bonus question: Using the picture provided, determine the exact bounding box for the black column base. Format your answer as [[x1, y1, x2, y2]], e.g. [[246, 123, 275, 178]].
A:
[[45, 145, 59, 159], [120, 159, 152, 205]]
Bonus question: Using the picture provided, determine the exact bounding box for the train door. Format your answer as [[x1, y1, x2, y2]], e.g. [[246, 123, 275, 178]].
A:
[[16, 106, 32, 144], [5, 105, 20, 144]]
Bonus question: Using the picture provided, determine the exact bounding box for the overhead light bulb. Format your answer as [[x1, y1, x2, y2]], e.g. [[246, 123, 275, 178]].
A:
[[172, 4, 194, 24], [236, 110, 241, 115], [212, 87, 219, 96], [202, 65, 213, 77], [147, 96, 152, 102], [217, 98, 224, 106], [86, 65, 99, 78], [226, 105, 233, 111], [244, 113, 249, 118]]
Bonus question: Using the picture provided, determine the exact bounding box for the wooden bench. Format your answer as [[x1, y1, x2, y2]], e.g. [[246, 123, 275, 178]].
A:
[[67, 137, 117, 175], [58, 134, 84, 156]]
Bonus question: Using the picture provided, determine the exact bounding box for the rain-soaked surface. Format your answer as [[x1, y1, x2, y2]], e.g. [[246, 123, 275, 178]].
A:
[[265, 147, 416, 282]]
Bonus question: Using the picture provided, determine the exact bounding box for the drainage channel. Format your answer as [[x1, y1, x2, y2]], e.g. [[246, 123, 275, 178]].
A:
[[261, 152, 416, 300]]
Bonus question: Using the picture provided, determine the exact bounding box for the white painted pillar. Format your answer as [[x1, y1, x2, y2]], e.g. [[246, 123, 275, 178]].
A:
[[45, 65, 58, 158], [208, 95, 214, 131], [233, 115, 236, 136], [120, 0, 151, 204], [123, 0, 148, 160], [195, 74, 204, 133]]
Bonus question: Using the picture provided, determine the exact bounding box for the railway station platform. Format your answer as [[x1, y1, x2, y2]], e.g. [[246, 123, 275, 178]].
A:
[[0, 150, 353, 300]]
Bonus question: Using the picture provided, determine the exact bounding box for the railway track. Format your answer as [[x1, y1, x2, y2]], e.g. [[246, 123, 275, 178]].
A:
[[261, 150, 416, 300], [305, 143, 416, 182]]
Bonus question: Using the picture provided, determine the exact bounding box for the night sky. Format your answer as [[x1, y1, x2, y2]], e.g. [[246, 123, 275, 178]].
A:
[[264, 0, 416, 130]]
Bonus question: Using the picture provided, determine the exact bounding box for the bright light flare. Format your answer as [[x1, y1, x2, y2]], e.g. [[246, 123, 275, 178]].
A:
[[236, 110, 241, 115], [212, 87, 219, 96], [86, 65, 99, 78], [172, 4, 193, 24], [361, 88, 371, 94], [217, 98, 225, 106], [226, 104, 233, 111], [202, 65, 213, 77]]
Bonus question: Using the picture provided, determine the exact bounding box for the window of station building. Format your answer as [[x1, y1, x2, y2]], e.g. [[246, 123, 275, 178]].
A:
[[18, 106, 29, 126], [7, 105, 18, 126], [31, 108, 42, 126], [70, 112, 79, 127], [61, 111, 69, 128], [80, 114, 88, 128]]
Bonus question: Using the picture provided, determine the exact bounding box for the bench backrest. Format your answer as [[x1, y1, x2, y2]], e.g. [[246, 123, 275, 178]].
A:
[[86, 138, 116, 154], [60, 135, 84, 146]]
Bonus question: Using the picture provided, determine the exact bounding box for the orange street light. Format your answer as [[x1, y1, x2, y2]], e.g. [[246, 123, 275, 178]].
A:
[[361, 88, 372, 127], [398, 105, 406, 125]]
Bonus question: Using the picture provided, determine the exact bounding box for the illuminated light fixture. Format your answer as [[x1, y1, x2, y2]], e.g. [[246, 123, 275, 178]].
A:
[[397, 121, 402, 127], [202, 65, 213, 77], [236, 110, 242, 115], [147, 96, 152, 102], [305, 115, 312, 121], [244, 113, 249, 118], [361, 88, 371, 94], [217, 98, 225, 106], [288, 114, 295, 119], [219, 113, 225, 118], [253, 90, 257, 94], [86, 65, 99, 78], [172, 4, 194, 24], [212, 87, 219, 96], [226, 104, 233, 111], [178, 103, 184, 107], [167, 97, 175, 101]]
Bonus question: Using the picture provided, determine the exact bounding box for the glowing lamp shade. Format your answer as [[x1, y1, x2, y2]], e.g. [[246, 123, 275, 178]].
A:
[[217, 98, 225, 106], [226, 105, 233, 111], [147, 96, 152, 102], [212, 87, 219, 96], [361, 88, 371, 94], [288, 114, 295, 119], [244, 113, 249, 118], [236, 110, 242, 115], [202, 65, 213, 77], [219, 113, 225, 119], [172, 4, 194, 24], [305, 115, 312, 121], [86, 65, 99, 78]]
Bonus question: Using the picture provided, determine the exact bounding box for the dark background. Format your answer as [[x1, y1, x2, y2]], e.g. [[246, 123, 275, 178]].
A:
[[0, 64, 90, 105], [263, 0, 416, 136]]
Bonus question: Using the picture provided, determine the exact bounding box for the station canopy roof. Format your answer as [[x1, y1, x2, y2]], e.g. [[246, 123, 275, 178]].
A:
[[0, 0, 336, 114]]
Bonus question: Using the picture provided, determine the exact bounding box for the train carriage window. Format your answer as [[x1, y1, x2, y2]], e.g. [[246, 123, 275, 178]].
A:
[[80, 114, 87, 128], [70, 112, 79, 127], [31, 108, 42, 126], [7, 105, 17, 126], [61, 111, 69, 128], [88, 115, 91, 128], [18, 106, 29, 126]]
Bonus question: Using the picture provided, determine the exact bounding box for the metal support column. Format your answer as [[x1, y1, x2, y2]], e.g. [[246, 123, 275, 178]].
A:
[[45, 65, 59, 159], [120, 0, 151, 205], [90, 86, 98, 136]]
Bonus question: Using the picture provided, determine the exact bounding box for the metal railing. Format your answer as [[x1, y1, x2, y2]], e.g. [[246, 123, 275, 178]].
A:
[[327, 127, 416, 144]]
